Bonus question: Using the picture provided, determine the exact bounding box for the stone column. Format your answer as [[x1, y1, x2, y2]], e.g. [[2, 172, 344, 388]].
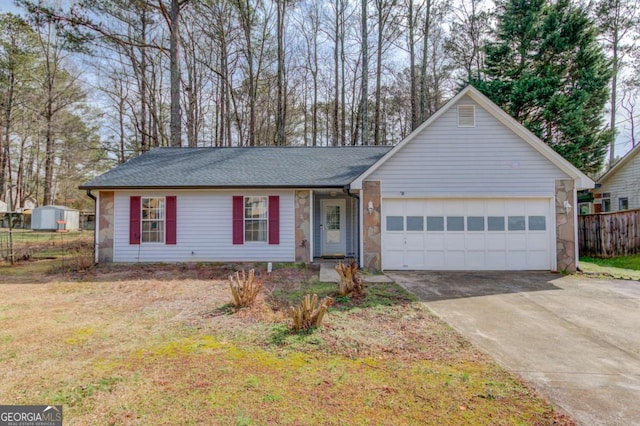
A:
[[98, 191, 114, 263], [362, 181, 381, 271], [555, 180, 576, 272], [294, 190, 311, 263]]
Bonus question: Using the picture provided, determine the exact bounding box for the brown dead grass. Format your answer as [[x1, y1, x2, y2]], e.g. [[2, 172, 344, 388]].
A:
[[0, 262, 574, 425]]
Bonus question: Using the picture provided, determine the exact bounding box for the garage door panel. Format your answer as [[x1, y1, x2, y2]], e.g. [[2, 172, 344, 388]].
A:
[[507, 233, 526, 249], [486, 234, 507, 249], [527, 234, 548, 250], [507, 251, 527, 268], [405, 251, 425, 269], [425, 234, 445, 249], [486, 252, 507, 269], [446, 234, 465, 249], [466, 234, 485, 250], [445, 251, 466, 268], [382, 199, 552, 271], [527, 251, 549, 269], [466, 251, 485, 268], [383, 251, 404, 270], [424, 252, 445, 269]]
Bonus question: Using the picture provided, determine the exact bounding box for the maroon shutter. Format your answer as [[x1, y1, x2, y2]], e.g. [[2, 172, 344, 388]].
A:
[[268, 195, 280, 245], [232, 196, 244, 245], [129, 196, 141, 245], [166, 196, 177, 245]]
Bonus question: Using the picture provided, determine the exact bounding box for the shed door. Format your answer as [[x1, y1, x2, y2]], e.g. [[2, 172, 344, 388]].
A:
[[382, 199, 553, 270]]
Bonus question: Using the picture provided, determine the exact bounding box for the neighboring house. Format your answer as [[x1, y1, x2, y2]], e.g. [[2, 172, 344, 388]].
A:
[[80, 86, 593, 272], [592, 144, 640, 213]]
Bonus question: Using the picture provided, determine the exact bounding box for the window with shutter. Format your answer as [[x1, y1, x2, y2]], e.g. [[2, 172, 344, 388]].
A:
[[232, 195, 280, 245]]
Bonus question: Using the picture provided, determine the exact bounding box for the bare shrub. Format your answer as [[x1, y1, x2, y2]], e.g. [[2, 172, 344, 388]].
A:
[[289, 294, 333, 331], [228, 269, 262, 308], [335, 260, 365, 298], [71, 252, 95, 271]]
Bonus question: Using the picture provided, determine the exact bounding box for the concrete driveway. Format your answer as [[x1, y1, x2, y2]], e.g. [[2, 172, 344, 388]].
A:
[[386, 271, 640, 426]]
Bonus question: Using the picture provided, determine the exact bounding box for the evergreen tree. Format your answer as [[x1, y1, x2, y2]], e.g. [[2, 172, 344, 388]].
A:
[[471, 0, 613, 175]]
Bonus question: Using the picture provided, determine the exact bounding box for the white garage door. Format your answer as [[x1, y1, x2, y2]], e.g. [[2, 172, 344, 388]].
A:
[[382, 199, 553, 270]]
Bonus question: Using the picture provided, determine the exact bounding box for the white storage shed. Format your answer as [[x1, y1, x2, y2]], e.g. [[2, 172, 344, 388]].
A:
[[31, 205, 80, 231]]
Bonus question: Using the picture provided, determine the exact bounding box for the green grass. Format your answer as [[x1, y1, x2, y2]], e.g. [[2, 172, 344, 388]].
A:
[[269, 279, 418, 312], [580, 255, 640, 280], [1, 229, 89, 244]]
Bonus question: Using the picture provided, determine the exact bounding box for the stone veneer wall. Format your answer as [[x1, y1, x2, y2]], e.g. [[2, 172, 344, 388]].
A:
[[294, 190, 311, 263], [362, 181, 381, 271], [555, 179, 576, 272], [98, 191, 114, 263]]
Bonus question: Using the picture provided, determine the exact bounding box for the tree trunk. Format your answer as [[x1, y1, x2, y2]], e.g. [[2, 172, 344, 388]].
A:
[[373, 0, 384, 145], [609, 40, 618, 166], [361, 0, 369, 145], [169, 0, 182, 147], [340, 0, 346, 146], [275, 0, 286, 146], [333, 0, 340, 146], [419, 0, 432, 123], [408, 0, 418, 130]]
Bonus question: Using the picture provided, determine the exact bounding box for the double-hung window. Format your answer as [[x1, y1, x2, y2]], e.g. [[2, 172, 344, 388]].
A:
[[244, 196, 268, 242], [600, 193, 611, 212], [619, 197, 629, 211], [141, 197, 165, 243]]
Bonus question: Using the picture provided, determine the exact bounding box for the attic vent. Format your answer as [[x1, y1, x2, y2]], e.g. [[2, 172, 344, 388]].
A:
[[458, 105, 475, 127]]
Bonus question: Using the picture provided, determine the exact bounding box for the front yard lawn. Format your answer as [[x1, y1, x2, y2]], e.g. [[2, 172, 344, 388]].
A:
[[0, 262, 573, 425], [580, 255, 640, 280]]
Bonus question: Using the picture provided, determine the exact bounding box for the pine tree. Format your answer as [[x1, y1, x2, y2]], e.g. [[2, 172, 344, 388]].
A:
[[471, 0, 613, 175]]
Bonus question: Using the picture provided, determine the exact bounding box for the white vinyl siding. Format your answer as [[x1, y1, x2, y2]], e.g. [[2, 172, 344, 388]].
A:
[[113, 190, 295, 262], [595, 151, 640, 212], [368, 94, 569, 198]]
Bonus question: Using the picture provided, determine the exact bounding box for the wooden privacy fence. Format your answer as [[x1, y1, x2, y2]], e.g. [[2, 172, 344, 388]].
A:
[[578, 209, 640, 258]]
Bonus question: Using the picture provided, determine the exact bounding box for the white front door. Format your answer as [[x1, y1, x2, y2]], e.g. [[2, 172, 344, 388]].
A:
[[321, 199, 346, 256]]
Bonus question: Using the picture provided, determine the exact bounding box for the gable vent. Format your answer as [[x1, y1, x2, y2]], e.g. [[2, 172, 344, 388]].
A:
[[457, 105, 475, 127]]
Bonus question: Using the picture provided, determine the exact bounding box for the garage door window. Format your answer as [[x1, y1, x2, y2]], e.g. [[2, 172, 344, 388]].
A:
[[508, 216, 526, 231], [426, 216, 444, 231], [528, 216, 546, 231], [447, 216, 465, 231], [406, 216, 424, 231], [386, 216, 404, 231], [467, 216, 485, 231], [488, 216, 505, 231]]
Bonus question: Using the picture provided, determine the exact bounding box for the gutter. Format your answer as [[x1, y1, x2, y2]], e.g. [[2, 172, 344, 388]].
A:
[[86, 190, 98, 264], [343, 184, 360, 266]]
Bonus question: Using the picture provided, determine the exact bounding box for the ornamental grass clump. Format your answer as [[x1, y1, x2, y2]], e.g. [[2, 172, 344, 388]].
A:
[[228, 269, 262, 308], [289, 294, 333, 331], [335, 260, 365, 298]]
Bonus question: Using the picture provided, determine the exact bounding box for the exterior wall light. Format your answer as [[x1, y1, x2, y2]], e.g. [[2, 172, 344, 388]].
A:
[[368, 200, 375, 215]]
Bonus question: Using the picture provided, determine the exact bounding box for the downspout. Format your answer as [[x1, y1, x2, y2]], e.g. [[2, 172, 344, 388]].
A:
[[86, 190, 98, 264], [343, 184, 360, 265]]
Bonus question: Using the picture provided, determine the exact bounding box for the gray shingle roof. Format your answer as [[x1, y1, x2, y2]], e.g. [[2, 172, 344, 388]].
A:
[[80, 146, 392, 189]]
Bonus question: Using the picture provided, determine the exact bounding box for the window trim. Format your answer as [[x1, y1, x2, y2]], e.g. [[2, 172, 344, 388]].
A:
[[619, 197, 629, 211], [141, 196, 166, 244], [244, 195, 269, 243]]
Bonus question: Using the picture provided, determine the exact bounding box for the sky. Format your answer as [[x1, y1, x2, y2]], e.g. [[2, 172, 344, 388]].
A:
[[0, 0, 635, 161]]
